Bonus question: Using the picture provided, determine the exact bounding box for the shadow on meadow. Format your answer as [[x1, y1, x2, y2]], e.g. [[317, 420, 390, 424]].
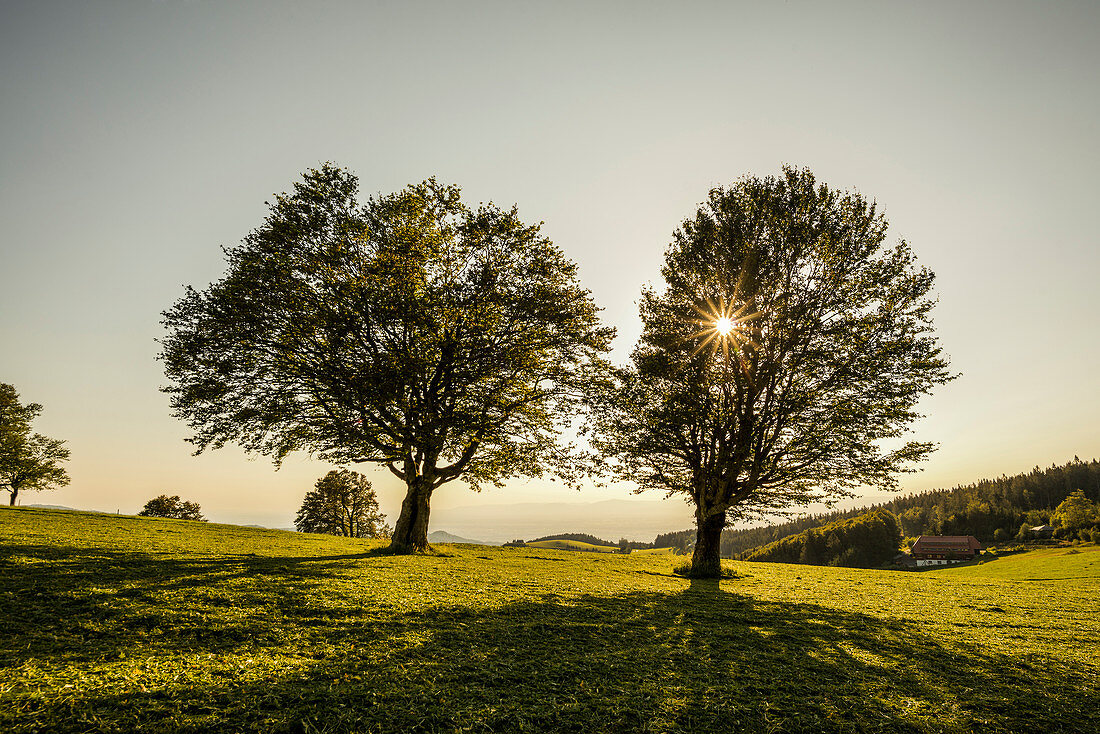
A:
[[2, 545, 1096, 733], [0, 543, 384, 657]]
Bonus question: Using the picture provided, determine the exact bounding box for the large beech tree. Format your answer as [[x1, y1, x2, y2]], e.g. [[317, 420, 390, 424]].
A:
[[589, 167, 953, 577], [161, 166, 612, 552]]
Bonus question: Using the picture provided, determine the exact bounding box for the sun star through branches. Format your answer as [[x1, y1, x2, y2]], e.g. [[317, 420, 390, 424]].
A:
[[686, 295, 762, 360]]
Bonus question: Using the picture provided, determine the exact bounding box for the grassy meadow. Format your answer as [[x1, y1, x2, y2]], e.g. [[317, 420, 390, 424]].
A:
[[2, 507, 1098, 733]]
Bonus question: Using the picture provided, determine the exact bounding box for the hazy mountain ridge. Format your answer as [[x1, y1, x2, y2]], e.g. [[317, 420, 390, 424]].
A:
[[431, 498, 696, 544], [427, 530, 498, 545]]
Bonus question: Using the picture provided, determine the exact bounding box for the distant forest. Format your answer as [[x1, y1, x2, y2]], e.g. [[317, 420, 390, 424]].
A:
[[522, 532, 652, 551], [740, 510, 903, 568], [653, 458, 1100, 557], [527, 532, 616, 546]]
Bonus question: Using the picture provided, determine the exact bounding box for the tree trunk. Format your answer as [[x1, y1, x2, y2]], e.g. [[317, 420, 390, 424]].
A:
[[388, 481, 432, 553], [690, 511, 726, 577], [8, 488, 17, 506]]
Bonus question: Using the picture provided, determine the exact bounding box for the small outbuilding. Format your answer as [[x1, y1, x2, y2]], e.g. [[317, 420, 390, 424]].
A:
[[909, 535, 982, 567], [1029, 525, 1054, 539]]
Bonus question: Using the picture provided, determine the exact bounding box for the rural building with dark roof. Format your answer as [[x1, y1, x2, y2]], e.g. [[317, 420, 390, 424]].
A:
[[909, 535, 983, 567]]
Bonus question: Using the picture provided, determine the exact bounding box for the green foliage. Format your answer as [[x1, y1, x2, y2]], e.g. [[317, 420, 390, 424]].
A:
[[0, 383, 38, 444], [137, 494, 206, 521], [295, 469, 389, 539], [1016, 521, 1033, 541], [1052, 489, 1097, 530], [161, 166, 612, 553], [0, 383, 70, 506], [741, 509, 903, 568], [2, 506, 1099, 733], [652, 529, 696, 554], [590, 167, 952, 577]]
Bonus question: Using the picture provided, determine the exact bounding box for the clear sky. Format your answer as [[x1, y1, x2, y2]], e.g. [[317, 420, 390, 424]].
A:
[[2, 1, 1098, 538]]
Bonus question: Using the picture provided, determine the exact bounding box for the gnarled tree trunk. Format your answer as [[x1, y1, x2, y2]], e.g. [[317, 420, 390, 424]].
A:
[[690, 510, 726, 577], [389, 480, 432, 553]]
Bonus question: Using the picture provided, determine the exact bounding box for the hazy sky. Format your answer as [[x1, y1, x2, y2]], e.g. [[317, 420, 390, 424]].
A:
[[2, 1, 1098, 537]]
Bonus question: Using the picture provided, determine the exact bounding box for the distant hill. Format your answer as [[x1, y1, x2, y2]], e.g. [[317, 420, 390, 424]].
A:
[[740, 509, 903, 568], [529, 532, 616, 546], [428, 498, 695, 545], [525, 539, 620, 553], [427, 530, 498, 546], [657, 457, 1100, 557], [22, 506, 293, 530], [24, 504, 112, 514]]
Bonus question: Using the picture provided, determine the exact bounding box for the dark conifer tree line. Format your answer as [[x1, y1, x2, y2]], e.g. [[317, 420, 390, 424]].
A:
[[652, 458, 1100, 556], [739, 509, 902, 568]]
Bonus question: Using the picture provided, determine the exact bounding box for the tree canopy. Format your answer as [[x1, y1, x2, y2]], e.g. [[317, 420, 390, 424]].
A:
[[0, 383, 70, 506], [589, 167, 953, 577], [1052, 489, 1096, 531], [295, 469, 389, 538], [137, 494, 206, 521], [161, 165, 612, 552]]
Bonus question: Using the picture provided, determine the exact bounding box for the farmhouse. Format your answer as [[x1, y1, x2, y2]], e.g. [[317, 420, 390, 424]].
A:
[[909, 535, 982, 567]]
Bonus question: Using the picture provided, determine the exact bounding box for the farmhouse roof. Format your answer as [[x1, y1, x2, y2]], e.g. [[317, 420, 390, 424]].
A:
[[911, 535, 982, 553]]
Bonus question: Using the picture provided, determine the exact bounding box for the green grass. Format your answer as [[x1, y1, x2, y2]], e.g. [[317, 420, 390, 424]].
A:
[[525, 538, 620, 553], [2, 506, 1098, 733], [631, 547, 676, 555]]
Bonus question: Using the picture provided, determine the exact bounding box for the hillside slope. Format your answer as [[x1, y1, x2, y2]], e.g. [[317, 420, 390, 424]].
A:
[[2, 506, 1097, 733], [526, 538, 620, 552], [427, 530, 497, 545], [659, 457, 1100, 556]]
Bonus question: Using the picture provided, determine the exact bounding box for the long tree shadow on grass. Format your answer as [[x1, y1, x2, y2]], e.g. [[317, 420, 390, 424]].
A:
[[0, 543, 393, 659], [2, 547, 1097, 733]]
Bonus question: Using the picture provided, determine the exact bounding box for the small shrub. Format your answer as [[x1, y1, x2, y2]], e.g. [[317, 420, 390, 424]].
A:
[[137, 495, 205, 521]]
